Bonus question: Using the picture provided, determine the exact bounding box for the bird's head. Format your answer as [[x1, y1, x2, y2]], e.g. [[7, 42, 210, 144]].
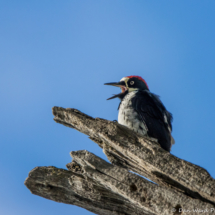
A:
[[104, 75, 149, 100]]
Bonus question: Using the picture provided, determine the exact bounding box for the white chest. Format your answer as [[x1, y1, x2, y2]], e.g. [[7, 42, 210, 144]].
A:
[[118, 91, 147, 135]]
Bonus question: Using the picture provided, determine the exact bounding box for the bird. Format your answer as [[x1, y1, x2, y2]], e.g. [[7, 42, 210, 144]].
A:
[[104, 75, 174, 152]]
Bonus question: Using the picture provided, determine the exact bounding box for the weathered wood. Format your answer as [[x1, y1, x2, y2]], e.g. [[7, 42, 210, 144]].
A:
[[25, 150, 215, 215], [24, 107, 215, 215], [52, 107, 215, 205], [25, 164, 148, 215], [70, 150, 215, 214]]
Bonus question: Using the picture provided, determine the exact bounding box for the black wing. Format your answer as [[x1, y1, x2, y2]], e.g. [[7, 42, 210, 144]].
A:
[[131, 90, 173, 152]]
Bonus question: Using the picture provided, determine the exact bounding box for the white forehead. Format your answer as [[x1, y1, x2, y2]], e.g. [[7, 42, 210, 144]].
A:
[[120, 77, 129, 82]]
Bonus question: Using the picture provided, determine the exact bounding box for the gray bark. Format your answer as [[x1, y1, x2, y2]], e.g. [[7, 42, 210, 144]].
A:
[[25, 107, 215, 215]]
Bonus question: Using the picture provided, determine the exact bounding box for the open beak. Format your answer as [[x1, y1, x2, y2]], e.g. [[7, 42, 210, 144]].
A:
[[104, 81, 127, 100]]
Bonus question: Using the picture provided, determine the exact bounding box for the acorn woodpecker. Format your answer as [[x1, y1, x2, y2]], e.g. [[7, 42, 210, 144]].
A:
[[105, 75, 174, 152]]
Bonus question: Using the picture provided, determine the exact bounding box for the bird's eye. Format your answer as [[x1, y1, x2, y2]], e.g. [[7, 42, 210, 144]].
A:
[[130, 81, 134, 85]]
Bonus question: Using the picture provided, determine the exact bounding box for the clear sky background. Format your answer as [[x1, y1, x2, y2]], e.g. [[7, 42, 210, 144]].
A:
[[1, 1, 215, 215]]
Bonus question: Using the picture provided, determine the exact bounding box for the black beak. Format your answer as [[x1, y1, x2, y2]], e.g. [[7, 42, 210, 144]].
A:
[[104, 81, 126, 87], [104, 81, 127, 100]]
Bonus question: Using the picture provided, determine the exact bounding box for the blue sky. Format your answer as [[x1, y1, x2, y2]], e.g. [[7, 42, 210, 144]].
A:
[[1, 1, 215, 214]]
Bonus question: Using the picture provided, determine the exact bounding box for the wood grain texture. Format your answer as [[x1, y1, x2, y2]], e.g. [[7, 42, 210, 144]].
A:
[[24, 107, 215, 215], [25, 164, 147, 215], [25, 150, 214, 215], [52, 107, 215, 204]]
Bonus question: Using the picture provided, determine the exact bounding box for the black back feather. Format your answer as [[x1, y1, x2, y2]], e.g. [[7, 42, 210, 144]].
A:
[[131, 90, 173, 152]]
